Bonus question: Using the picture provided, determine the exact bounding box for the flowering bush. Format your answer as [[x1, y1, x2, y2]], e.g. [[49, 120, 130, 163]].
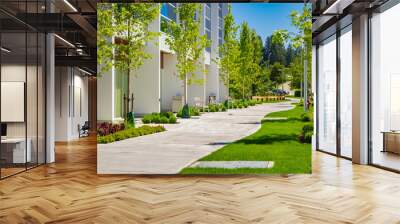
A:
[[97, 122, 125, 136]]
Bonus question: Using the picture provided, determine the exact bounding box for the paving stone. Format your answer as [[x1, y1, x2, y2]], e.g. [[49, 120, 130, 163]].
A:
[[190, 161, 274, 169]]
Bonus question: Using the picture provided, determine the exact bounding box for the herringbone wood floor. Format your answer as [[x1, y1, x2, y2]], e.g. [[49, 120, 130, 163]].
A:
[[1, 136, 400, 224]]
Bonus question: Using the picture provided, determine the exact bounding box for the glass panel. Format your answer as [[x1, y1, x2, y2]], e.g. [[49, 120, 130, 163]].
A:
[[27, 31, 38, 169], [205, 5, 211, 19], [206, 30, 211, 40], [161, 3, 176, 21], [340, 26, 352, 158], [318, 35, 337, 154], [205, 19, 211, 30], [161, 3, 168, 18], [38, 33, 45, 165], [371, 4, 400, 171], [167, 4, 176, 21], [1, 30, 27, 177]]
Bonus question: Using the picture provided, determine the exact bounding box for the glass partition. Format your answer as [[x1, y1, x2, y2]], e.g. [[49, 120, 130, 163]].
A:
[[339, 26, 352, 158], [370, 3, 400, 171], [0, 1, 46, 179], [1, 31, 28, 177], [317, 35, 337, 154]]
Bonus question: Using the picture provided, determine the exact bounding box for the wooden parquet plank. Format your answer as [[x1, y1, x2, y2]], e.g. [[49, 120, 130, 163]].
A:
[[0, 136, 400, 223]]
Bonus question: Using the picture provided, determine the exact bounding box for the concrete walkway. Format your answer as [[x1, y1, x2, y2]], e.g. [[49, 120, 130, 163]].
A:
[[97, 100, 295, 174]]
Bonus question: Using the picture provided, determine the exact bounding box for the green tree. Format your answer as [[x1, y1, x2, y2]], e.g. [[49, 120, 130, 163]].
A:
[[218, 5, 240, 102], [271, 5, 312, 100], [97, 3, 159, 119], [250, 30, 264, 96], [238, 22, 255, 99], [270, 62, 286, 89], [165, 3, 210, 108]]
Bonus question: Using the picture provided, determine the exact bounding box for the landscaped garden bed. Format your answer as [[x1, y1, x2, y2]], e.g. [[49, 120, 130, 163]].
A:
[[142, 112, 177, 124], [97, 123, 165, 144]]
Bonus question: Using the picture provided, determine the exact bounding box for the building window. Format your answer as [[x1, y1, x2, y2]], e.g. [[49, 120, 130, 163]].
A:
[[370, 3, 400, 171], [339, 26, 352, 158], [160, 3, 176, 34], [205, 3, 211, 52], [317, 34, 337, 155], [218, 4, 224, 48], [161, 3, 176, 21]]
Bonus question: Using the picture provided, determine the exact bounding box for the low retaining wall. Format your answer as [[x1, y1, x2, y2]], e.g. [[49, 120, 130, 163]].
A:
[[252, 96, 286, 102]]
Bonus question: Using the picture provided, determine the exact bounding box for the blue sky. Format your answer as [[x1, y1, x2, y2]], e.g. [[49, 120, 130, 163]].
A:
[[232, 3, 304, 43]]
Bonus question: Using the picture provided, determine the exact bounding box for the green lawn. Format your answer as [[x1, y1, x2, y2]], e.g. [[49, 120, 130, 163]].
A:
[[180, 104, 312, 174]]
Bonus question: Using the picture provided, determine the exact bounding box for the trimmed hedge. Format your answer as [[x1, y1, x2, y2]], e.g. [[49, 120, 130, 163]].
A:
[[300, 112, 312, 122], [177, 106, 200, 117], [142, 112, 177, 124], [294, 89, 301, 97], [299, 123, 313, 143], [97, 125, 166, 144]]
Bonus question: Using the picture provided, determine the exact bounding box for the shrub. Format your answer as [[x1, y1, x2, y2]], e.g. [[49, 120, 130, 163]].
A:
[[152, 114, 161, 123], [169, 115, 177, 123], [299, 123, 314, 144], [208, 104, 217, 112], [294, 89, 301, 97], [300, 113, 312, 122], [142, 115, 152, 124], [142, 112, 177, 124], [249, 100, 256, 106], [160, 116, 169, 124], [177, 106, 200, 117], [302, 124, 313, 133], [97, 122, 126, 136], [190, 106, 200, 116], [98, 125, 166, 144], [304, 132, 313, 143]]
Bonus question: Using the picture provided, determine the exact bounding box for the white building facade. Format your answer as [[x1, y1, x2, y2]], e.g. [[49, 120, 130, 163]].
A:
[[97, 3, 229, 120]]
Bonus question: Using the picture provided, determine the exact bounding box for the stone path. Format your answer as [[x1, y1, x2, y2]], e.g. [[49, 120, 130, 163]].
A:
[[97, 100, 295, 174]]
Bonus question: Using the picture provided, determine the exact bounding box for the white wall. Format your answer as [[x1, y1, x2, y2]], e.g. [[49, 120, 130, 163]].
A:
[[55, 67, 89, 141], [132, 18, 161, 115], [161, 53, 182, 111], [97, 67, 115, 122]]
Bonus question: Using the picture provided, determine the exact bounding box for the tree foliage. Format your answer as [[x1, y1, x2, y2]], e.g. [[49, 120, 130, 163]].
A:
[[218, 5, 240, 94], [97, 3, 159, 76], [165, 3, 210, 104]]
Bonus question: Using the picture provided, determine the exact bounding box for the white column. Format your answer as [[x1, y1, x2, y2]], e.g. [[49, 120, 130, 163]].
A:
[[352, 14, 369, 164], [46, 33, 55, 163]]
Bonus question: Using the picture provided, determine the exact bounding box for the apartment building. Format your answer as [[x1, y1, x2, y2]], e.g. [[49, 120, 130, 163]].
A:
[[313, 0, 400, 172], [97, 3, 228, 120]]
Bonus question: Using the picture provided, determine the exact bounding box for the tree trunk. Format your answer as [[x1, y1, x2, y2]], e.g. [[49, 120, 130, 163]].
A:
[[183, 74, 188, 105], [242, 79, 245, 99], [128, 68, 131, 112]]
